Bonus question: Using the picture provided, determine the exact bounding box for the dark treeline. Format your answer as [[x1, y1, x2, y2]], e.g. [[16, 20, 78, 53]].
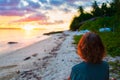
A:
[[70, 0, 120, 31]]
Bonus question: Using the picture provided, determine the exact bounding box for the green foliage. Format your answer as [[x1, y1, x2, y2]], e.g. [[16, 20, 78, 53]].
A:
[[113, 0, 120, 14], [69, 0, 120, 31], [79, 17, 113, 32], [79, 16, 120, 32], [74, 32, 120, 57], [73, 35, 82, 44], [99, 32, 120, 57], [80, 13, 93, 21], [74, 17, 120, 57], [92, 1, 103, 17], [70, 17, 81, 31], [70, 13, 93, 31], [101, 3, 107, 16]]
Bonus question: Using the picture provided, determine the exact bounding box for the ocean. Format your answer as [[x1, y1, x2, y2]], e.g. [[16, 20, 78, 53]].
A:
[[0, 28, 50, 55], [0, 21, 69, 56]]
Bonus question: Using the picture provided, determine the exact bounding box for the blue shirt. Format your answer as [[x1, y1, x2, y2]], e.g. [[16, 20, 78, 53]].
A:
[[70, 61, 109, 80]]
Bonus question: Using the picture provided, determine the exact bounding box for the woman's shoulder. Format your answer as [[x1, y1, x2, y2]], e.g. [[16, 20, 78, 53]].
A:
[[101, 61, 109, 66], [72, 61, 86, 71], [72, 61, 109, 71], [101, 61, 109, 68]]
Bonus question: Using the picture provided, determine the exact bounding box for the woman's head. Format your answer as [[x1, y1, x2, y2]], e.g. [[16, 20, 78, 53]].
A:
[[77, 32, 106, 63]]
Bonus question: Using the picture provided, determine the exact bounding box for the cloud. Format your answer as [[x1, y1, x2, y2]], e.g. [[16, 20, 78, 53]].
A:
[[0, 0, 20, 6], [25, 0, 41, 8], [38, 20, 64, 25], [12, 12, 64, 25], [0, 0, 112, 16], [12, 13, 48, 22], [50, 0, 64, 6]]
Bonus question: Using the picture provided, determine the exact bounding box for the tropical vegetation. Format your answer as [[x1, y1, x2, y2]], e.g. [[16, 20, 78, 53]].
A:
[[71, 0, 120, 57], [70, 0, 120, 31], [71, 0, 120, 78]]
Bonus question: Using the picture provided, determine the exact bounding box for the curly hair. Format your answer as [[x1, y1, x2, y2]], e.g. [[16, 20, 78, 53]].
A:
[[77, 32, 106, 63]]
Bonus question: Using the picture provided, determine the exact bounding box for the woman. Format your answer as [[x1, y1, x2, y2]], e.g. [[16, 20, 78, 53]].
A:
[[69, 32, 109, 80]]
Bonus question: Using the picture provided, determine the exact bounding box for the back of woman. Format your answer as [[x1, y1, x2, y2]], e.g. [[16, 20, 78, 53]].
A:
[[69, 32, 109, 80], [70, 61, 109, 80]]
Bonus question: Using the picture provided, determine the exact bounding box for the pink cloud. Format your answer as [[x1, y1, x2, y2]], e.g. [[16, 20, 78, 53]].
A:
[[12, 13, 48, 22]]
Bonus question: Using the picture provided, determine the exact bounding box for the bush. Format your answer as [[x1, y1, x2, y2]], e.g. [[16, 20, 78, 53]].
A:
[[73, 35, 82, 44], [70, 17, 81, 31], [70, 13, 93, 31], [79, 17, 115, 32], [99, 32, 120, 57], [74, 17, 120, 57]]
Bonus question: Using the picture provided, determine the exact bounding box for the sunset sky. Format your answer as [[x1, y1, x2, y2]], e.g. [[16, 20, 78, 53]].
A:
[[0, 0, 112, 29]]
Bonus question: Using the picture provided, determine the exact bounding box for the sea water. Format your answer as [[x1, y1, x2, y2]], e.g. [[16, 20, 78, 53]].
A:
[[0, 28, 50, 55]]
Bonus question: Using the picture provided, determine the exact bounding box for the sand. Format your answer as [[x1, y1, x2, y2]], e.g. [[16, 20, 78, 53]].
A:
[[0, 31, 71, 80], [0, 31, 81, 80], [8, 31, 81, 80]]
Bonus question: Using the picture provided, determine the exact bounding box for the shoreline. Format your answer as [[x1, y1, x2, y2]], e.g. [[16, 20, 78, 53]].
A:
[[0, 30, 64, 57], [9, 31, 81, 80], [0, 35, 50, 58], [0, 32, 66, 80]]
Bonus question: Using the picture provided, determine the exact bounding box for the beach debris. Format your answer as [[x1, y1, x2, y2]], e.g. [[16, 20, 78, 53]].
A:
[[58, 36, 64, 39], [43, 31, 63, 35], [33, 62, 39, 67], [38, 58, 41, 60], [0, 65, 17, 70], [32, 53, 38, 57], [19, 70, 42, 80], [42, 56, 52, 60], [7, 42, 18, 44], [16, 70, 20, 74], [24, 57, 31, 61], [42, 62, 48, 68]]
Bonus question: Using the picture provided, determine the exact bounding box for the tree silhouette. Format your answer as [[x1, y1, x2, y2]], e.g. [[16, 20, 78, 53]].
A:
[[113, 0, 120, 20], [69, 0, 120, 31], [78, 6, 84, 14], [70, 16, 80, 31], [91, 1, 102, 17], [101, 3, 107, 16]]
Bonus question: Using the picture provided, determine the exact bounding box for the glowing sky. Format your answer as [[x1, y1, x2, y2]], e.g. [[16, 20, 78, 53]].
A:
[[0, 0, 112, 28]]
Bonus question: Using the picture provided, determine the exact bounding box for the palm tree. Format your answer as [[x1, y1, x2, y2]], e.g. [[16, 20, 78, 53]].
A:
[[78, 6, 84, 15], [91, 1, 102, 17]]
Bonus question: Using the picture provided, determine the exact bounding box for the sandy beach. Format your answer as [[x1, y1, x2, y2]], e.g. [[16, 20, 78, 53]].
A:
[[0, 31, 81, 80], [0, 31, 65, 79]]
